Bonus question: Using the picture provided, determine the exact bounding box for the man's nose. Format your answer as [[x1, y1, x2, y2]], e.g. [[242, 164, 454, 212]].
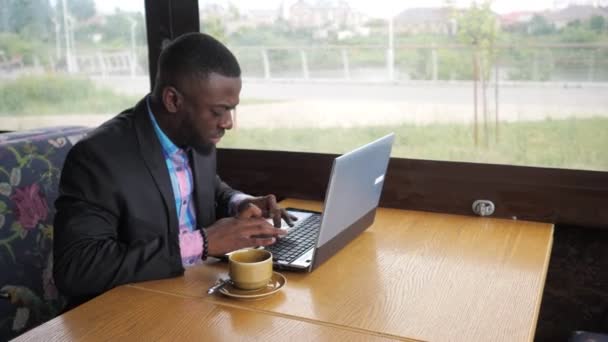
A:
[[219, 109, 233, 130]]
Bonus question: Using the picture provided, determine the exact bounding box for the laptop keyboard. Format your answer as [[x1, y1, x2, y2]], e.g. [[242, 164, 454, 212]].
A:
[[267, 214, 321, 263]]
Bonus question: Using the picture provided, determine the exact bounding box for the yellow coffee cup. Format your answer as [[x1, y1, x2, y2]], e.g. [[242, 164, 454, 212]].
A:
[[228, 249, 273, 290]]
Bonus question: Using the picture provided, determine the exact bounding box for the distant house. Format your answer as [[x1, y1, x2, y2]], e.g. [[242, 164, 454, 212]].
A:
[[500, 11, 536, 28], [554, 0, 608, 7], [546, 5, 608, 28], [225, 9, 280, 35], [240, 9, 279, 27], [200, 4, 279, 35], [286, 0, 367, 29], [393, 8, 456, 35], [499, 5, 608, 32]]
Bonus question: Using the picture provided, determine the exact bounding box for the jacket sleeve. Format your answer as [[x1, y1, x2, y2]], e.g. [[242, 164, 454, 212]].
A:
[[214, 174, 243, 218], [53, 143, 182, 299]]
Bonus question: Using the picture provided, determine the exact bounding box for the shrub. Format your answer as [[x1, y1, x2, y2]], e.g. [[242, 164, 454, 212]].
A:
[[0, 76, 138, 115]]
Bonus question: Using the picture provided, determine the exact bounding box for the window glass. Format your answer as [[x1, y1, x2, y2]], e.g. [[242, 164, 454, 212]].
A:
[[201, 0, 608, 171], [0, 0, 147, 131]]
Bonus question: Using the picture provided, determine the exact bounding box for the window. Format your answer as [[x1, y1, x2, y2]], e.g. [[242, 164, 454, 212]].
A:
[[201, 0, 608, 172], [0, 0, 147, 131]]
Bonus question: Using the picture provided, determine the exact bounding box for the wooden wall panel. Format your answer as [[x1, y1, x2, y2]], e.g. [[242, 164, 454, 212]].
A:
[[217, 149, 608, 229]]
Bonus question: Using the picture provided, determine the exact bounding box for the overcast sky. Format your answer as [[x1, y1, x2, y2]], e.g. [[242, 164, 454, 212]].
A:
[[94, 0, 592, 17]]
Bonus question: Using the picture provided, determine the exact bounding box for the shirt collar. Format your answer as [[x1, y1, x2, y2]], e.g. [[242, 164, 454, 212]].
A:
[[146, 96, 181, 156]]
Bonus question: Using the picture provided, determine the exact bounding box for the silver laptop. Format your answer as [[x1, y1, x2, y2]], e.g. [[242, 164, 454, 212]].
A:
[[266, 133, 394, 272]]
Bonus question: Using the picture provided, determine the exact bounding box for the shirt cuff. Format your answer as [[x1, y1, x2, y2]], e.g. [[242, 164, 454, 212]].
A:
[[229, 193, 254, 216], [179, 229, 204, 267]]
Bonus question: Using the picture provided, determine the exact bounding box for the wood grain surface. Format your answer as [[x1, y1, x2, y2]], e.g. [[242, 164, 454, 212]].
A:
[[12, 286, 404, 342], [131, 199, 554, 342]]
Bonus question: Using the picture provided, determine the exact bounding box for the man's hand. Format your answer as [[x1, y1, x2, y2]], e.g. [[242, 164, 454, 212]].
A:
[[205, 217, 287, 256], [237, 194, 297, 228]]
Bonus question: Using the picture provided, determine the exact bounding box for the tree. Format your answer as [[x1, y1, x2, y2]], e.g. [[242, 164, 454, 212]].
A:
[[561, 25, 597, 43], [200, 15, 226, 42], [528, 14, 555, 35], [98, 11, 146, 47], [589, 15, 606, 33], [4, 0, 53, 40], [228, 3, 240, 20], [1, 0, 9, 32], [455, 1, 500, 147], [67, 0, 95, 21]]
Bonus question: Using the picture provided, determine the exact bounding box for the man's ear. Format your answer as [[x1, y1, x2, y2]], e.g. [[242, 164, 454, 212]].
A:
[[162, 86, 181, 113]]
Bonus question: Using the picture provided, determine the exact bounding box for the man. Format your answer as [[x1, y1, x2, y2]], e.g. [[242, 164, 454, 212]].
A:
[[53, 32, 292, 306]]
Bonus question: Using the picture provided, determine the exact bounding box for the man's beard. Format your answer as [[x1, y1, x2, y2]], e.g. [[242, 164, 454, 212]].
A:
[[192, 141, 214, 156], [180, 121, 216, 156]]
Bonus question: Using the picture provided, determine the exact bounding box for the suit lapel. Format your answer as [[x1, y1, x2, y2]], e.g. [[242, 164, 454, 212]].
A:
[[133, 97, 178, 234], [190, 148, 216, 227]]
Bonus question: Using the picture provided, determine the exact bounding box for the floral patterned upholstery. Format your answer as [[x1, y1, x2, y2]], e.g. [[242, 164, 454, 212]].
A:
[[0, 127, 86, 145], [0, 126, 90, 341]]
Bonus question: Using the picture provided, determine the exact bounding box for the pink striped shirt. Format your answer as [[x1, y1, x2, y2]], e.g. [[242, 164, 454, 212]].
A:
[[148, 98, 204, 266], [147, 97, 250, 266]]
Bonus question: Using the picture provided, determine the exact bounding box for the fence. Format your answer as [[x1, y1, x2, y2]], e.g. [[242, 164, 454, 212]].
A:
[[74, 46, 151, 78], [230, 43, 608, 83], [4, 43, 606, 84]]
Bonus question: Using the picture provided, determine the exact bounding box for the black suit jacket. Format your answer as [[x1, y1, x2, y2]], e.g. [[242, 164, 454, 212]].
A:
[[53, 97, 239, 304]]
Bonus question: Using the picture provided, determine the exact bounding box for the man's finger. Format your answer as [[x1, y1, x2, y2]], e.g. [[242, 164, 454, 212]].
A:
[[281, 209, 295, 227], [265, 195, 283, 228], [272, 212, 282, 228], [251, 237, 276, 246], [237, 218, 275, 231], [255, 225, 288, 237], [259, 195, 273, 217], [237, 203, 262, 219]]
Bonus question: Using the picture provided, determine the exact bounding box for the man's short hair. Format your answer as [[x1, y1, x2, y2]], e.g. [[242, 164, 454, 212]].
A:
[[154, 32, 241, 94]]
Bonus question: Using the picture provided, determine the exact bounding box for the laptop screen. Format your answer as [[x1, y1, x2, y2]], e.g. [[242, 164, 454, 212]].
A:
[[316, 133, 394, 247]]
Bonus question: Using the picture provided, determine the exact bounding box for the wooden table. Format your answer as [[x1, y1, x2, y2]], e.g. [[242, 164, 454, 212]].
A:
[[16, 199, 553, 341], [131, 199, 554, 341], [14, 285, 399, 341]]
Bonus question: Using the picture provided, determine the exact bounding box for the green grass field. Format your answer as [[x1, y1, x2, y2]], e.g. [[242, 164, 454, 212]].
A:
[[0, 76, 282, 116], [219, 117, 608, 172], [1, 76, 606, 171]]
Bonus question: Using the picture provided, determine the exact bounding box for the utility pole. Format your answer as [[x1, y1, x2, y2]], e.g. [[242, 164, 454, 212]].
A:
[[61, 0, 74, 73], [1, 0, 9, 32], [52, 16, 61, 60], [387, 15, 395, 81], [69, 15, 78, 72], [127, 16, 138, 78]]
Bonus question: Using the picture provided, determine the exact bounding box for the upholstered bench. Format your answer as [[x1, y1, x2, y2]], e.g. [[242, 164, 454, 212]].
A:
[[0, 126, 91, 341]]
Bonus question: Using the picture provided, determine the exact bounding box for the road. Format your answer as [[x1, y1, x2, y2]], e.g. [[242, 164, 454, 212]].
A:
[[5, 77, 605, 131], [89, 76, 608, 128], [94, 76, 608, 106]]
